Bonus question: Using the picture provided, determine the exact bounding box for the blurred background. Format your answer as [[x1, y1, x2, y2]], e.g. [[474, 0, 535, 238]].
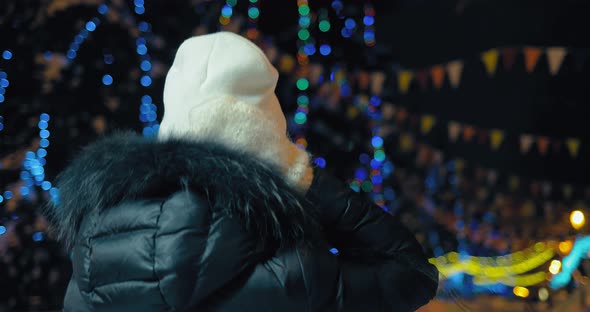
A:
[[1, 0, 590, 311]]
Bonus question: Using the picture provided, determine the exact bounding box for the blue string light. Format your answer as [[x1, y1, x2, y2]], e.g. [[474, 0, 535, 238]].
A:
[[2, 50, 12, 60], [363, 4, 376, 47], [219, 0, 238, 26]]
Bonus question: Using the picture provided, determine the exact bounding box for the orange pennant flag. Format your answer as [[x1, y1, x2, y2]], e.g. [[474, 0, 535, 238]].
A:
[[537, 136, 550, 155], [566, 138, 581, 158], [546, 47, 568, 76], [396, 107, 408, 123], [431, 65, 446, 89], [420, 115, 436, 134], [463, 125, 476, 142], [524, 47, 543, 73], [446, 61, 463, 88], [501, 47, 518, 71], [398, 70, 413, 94], [358, 71, 370, 90], [448, 121, 461, 142], [481, 49, 499, 76], [520, 134, 534, 154], [490, 129, 504, 150]]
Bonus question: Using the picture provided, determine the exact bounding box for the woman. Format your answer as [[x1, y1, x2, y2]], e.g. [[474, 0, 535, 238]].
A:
[[46, 32, 438, 311]]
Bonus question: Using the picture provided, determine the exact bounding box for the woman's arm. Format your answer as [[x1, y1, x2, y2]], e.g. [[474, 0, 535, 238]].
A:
[[306, 169, 438, 311]]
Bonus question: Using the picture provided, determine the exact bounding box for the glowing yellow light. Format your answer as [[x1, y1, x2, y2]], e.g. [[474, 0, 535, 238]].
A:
[[549, 260, 561, 275], [534, 242, 546, 252], [513, 286, 529, 298], [447, 252, 459, 263], [559, 240, 573, 254], [538, 288, 549, 301], [570, 210, 585, 230]]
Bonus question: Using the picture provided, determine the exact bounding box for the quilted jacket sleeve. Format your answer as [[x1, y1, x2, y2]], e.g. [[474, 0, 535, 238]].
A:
[[306, 170, 438, 311]]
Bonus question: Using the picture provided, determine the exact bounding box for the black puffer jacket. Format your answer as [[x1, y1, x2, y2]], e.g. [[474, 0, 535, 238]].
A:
[[46, 132, 438, 311]]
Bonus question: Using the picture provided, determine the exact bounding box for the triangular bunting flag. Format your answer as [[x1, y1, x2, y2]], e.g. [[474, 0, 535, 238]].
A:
[[509, 176, 520, 191], [396, 107, 408, 123], [358, 71, 370, 90], [481, 49, 499, 76], [563, 185, 573, 199], [398, 70, 413, 94], [501, 47, 518, 71], [552, 140, 562, 153], [370, 72, 386, 95], [446, 61, 463, 88], [455, 159, 465, 172], [399, 133, 415, 152], [520, 134, 534, 154], [546, 47, 568, 75], [487, 170, 498, 186], [537, 136, 550, 155], [420, 115, 436, 134], [490, 129, 504, 150], [542, 182, 552, 198], [431, 65, 446, 89], [524, 47, 543, 73], [566, 138, 581, 158], [463, 125, 476, 142], [477, 130, 489, 145], [448, 122, 461, 142], [409, 115, 419, 128], [310, 64, 323, 86], [415, 69, 429, 90]]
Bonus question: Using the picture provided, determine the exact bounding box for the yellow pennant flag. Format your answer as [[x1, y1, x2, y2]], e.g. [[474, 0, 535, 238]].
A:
[[446, 60, 463, 88], [546, 47, 567, 76], [448, 121, 462, 142], [566, 138, 581, 158], [398, 70, 413, 94], [481, 49, 499, 76], [563, 185, 573, 199], [420, 115, 436, 134], [520, 134, 534, 154], [399, 133, 415, 152], [509, 176, 520, 191], [490, 129, 504, 150], [454, 159, 465, 172]]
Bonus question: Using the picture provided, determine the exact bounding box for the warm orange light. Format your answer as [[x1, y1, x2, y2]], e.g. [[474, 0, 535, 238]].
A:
[[570, 210, 585, 230], [219, 16, 230, 26], [513, 286, 530, 298], [549, 260, 562, 275], [559, 240, 573, 254]]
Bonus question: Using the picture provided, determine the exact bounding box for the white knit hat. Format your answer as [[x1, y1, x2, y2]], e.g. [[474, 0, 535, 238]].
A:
[[158, 32, 313, 192]]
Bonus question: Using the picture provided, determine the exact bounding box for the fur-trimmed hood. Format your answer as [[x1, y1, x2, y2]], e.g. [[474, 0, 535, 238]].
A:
[[45, 131, 318, 251]]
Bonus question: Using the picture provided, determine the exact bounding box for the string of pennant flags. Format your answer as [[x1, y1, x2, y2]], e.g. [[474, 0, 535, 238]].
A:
[[389, 106, 583, 159], [259, 43, 588, 201], [396, 46, 585, 93]]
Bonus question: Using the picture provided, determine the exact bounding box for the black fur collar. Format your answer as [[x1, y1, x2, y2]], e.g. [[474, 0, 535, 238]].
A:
[[45, 131, 317, 250]]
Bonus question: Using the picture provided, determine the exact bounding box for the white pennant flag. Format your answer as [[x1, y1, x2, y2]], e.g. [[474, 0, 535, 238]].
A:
[[520, 134, 535, 154], [448, 122, 462, 142], [546, 47, 568, 75], [446, 61, 463, 89]]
